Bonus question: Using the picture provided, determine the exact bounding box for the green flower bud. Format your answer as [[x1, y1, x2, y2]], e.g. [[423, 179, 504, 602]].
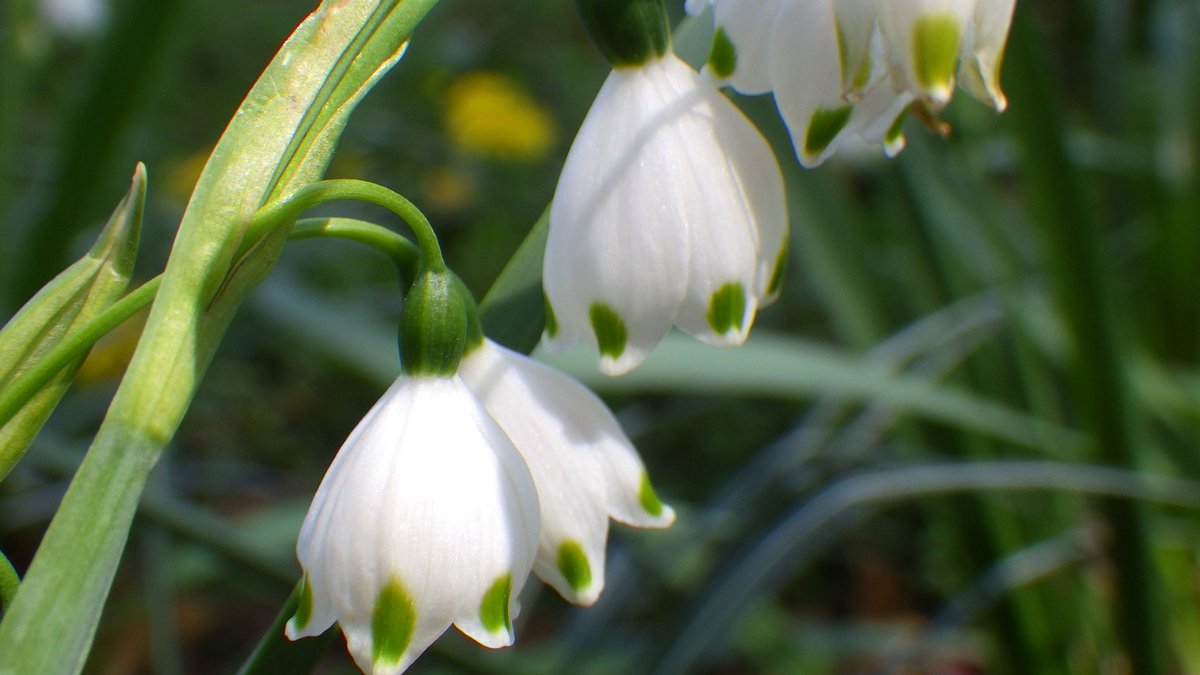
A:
[[575, 0, 670, 68], [399, 268, 469, 377], [0, 164, 145, 482]]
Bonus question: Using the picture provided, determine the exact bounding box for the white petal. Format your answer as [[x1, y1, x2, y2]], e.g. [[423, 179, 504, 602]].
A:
[[848, 84, 915, 158], [545, 62, 691, 375], [661, 58, 780, 345], [834, 0, 883, 97], [958, 0, 1014, 110], [770, 0, 856, 167], [703, 0, 783, 94], [460, 341, 675, 606], [877, 0, 974, 107], [546, 54, 784, 374], [289, 376, 539, 674]]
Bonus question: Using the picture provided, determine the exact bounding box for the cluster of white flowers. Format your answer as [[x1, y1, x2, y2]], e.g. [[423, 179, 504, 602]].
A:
[[288, 0, 1016, 672], [287, 338, 674, 674], [686, 0, 1016, 167]]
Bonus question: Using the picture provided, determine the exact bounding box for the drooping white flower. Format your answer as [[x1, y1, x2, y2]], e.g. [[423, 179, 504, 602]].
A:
[[459, 339, 676, 605], [688, 0, 1016, 165], [543, 51, 787, 375], [287, 375, 540, 675], [38, 0, 107, 36]]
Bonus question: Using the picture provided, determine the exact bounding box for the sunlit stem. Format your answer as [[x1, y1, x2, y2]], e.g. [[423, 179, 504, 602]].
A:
[[249, 179, 444, 272], [0, 217, 421, 434]]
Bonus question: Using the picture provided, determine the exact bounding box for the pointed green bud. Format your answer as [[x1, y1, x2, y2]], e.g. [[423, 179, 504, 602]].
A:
[[0, 164, 146, 482], [399, 268, 469, 377], [575, 0, 670, 68]]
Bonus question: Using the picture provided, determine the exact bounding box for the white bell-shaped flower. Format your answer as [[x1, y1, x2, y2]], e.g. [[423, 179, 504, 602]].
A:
[[286, 375, 540, 675], [459, 339, 676, 605], [688, 0, 1016, 166], [876, 0, 976, 107], [543, 52, 787, 375]]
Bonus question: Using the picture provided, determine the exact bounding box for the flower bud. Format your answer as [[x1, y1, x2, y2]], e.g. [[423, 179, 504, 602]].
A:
[[574, 0, 670, 68]]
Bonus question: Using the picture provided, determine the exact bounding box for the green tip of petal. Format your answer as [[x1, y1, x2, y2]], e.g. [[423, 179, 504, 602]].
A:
[[804, 106, 853, 159], [557, 541, 593, 594], [544, 293, 559, 338], [589, 303, 627, 360], [767, 245, 788, 299], [372, 579, 416, 667], [886, 106, 910, 147], [639, 473, 666, 517], [912, 14, 962, 97], [291, 576, 314, 631], [706, 282, 747, 335], [480, 574, 513, 634], [708, 27, 737, 79]]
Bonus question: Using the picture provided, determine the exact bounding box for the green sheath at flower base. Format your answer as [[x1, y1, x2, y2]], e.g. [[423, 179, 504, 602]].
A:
[[574, 0, 670, 68], [399, 268, 470, 377], [0, 164, 145, 483]]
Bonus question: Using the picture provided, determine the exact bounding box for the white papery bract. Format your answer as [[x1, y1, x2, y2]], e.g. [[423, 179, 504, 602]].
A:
[[688, 0, 1016, 166], [544, 52, 787, 375], [459, 339, 676, 605], [286, 376, 540, 675]]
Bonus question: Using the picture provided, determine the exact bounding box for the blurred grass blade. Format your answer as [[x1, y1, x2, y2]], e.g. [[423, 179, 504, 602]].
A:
[[0, 164, 145, 482], [0, 550, 17, 618], [1006, 7, 1166, 672], [0, 2, 438, 672], [541, 332, 1082, 454], [479, 205, 549, 354]]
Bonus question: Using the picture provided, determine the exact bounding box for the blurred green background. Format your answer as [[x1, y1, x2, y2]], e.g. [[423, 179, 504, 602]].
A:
[[5, 0, 1200, 673]]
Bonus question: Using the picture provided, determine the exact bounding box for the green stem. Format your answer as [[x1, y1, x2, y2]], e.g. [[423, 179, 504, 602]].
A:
[[251, 180, 443, 271], [0, 217, 421, 437], [0, 277, 160, 432], [1006, 9, 1166, 673], [0, 550, 17, 618], [289, 217, 420, 283]]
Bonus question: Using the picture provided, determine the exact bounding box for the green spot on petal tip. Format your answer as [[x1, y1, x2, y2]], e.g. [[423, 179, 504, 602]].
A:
[[479, 574, 512, 634], [371, 579, 416, 667], [767, 246, 788, 299], [292, 576, 314, 631], [544, 293, 559, 338], [557, 541, 593, 594], [589, 303, 627, 360], [639, 473, 665, 517], [912, 13, 961, 96], [804, 106, 853, 159], [708, 27, 737, 79], [706, 282, 747, 335]]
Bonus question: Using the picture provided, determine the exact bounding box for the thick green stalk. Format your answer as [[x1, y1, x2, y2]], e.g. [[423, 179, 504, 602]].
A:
[[1005, 10, 1167, 673], [0, 1, 438, 672]]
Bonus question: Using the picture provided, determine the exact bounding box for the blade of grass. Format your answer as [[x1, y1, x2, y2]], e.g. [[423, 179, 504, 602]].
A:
[[1006, 7, 1167, 672]]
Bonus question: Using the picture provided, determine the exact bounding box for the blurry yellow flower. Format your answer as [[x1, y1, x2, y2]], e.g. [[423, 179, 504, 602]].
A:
[[444, 72, 556, 161], [421, 167, 476, 215]]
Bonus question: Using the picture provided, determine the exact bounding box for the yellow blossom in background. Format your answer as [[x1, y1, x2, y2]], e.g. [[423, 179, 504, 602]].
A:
[[444, 72, 556, 161], [75, 309, 147, 385]]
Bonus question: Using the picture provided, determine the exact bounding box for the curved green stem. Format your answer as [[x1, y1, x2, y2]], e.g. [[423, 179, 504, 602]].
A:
[[0, 216, 423, 437], [289, 217, 420, 285], [0, 550, 18, 618], [250, 180, 444, 271]]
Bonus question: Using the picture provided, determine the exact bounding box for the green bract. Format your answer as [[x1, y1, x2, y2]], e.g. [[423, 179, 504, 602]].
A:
[[574, 0, 670, 68], [399, 269, 469, 376]]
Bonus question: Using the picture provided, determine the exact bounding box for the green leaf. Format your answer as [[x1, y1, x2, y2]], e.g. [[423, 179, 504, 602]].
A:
[[479, 206, 549, 354], [0, 164, 145, 482], [539, 332, 1082, 453]]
